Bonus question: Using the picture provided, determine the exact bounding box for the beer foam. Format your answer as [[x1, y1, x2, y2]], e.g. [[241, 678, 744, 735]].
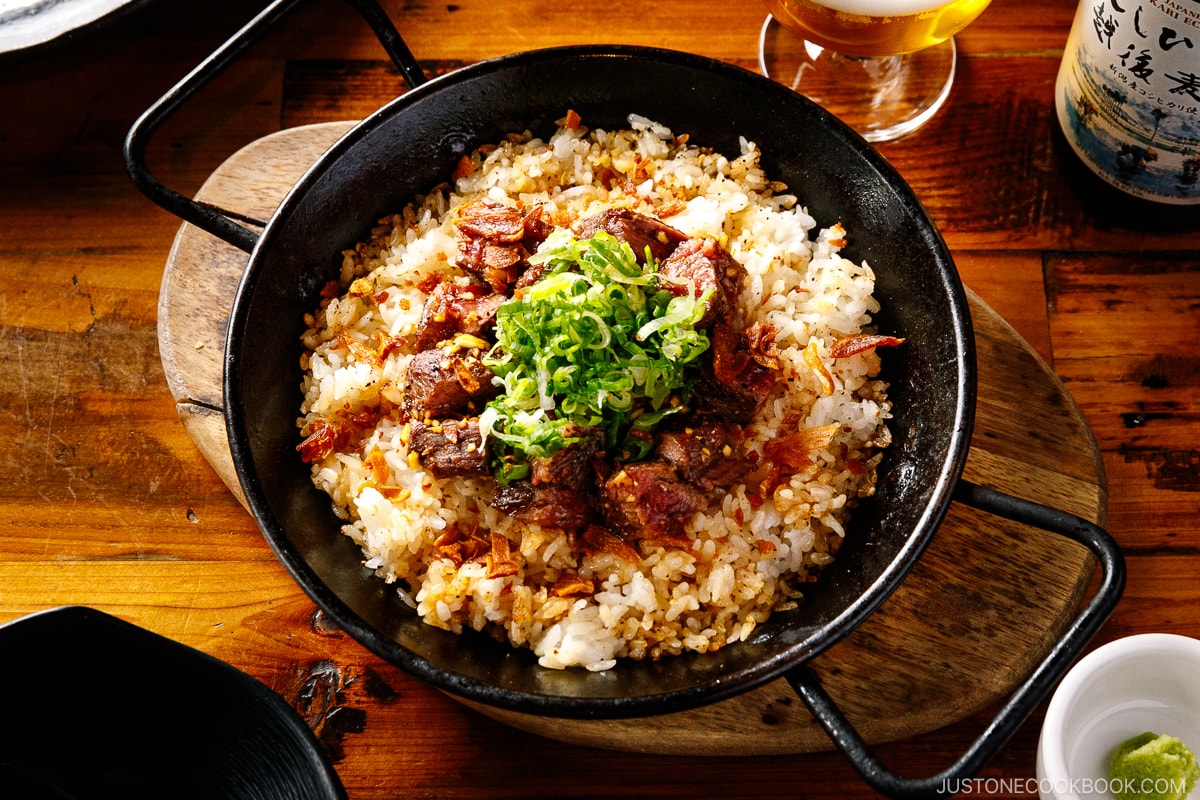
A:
[[806, 0, 953, 18]]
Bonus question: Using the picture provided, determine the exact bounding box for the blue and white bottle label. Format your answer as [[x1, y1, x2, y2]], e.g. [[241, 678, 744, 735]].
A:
[[1056, 0, 1200, 204]]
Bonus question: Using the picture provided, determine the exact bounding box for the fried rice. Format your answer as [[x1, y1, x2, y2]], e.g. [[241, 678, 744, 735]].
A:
[[297, 112, 894, 671]]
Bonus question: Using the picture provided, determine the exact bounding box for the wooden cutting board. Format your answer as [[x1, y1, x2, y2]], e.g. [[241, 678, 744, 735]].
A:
[[157, 121, 1104, 755]]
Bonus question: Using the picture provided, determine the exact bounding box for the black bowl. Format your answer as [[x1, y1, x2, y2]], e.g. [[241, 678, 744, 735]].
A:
[[0, 606, 346, 800]]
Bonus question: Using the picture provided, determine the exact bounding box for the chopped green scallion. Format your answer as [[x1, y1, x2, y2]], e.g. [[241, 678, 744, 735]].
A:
[[480, 230, 711, 480]]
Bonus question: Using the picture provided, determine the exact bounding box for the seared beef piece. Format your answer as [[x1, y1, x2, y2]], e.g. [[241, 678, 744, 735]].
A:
[[403, 347, 499, 419], [530, 425, 605, 490], [654, 419, 751, 491], [521, 204, 554, 251], [691, 319, 777, 424], [456, 236, 525, 293], [657, 238, 747, 328], [492, 481, 594, 531], [575, 208, 686, 265], [514, 258, 549, 290], [691, 371, 772, 425], [509, 206, 556, 287], [490, 424, 606, 530], [408, 418, 488, 478], [456, 293, 505, 334], [415, 282, 505, 350], [454, 199, 553, 293], [414, 285, 459, 350], [455, 198, 528, 240], [657, 237, 775, 419], [600, 460, 707, 544]]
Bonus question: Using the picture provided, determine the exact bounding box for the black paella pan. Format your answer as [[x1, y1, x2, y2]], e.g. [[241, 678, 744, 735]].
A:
[[125, 1, 1124, 796]]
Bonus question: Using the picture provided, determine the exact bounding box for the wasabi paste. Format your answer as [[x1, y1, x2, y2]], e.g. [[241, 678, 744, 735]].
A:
[[1109, 731, 1199, 800]]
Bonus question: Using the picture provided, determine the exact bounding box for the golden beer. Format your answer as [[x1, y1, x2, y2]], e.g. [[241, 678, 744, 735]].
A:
[[764, 0, 992, 57]]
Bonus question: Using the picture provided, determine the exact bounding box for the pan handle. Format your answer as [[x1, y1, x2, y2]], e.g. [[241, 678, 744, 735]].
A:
[[123, 0, 426, 253], [785, 478, 1126, 800]]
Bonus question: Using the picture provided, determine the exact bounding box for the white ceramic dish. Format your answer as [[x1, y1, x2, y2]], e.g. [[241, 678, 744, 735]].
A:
[[1037, 633, 1200, 800], [0, 0, 146, 60]]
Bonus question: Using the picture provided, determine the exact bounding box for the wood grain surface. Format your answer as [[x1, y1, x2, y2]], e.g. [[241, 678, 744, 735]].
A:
[[2, 0, 1198, 797]]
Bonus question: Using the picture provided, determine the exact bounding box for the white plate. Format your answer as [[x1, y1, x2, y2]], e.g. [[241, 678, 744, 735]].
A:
[[0, 0, 146, 59]]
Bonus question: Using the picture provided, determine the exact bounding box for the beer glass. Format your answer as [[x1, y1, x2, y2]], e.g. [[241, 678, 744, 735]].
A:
[[758, 0, 992, 141]]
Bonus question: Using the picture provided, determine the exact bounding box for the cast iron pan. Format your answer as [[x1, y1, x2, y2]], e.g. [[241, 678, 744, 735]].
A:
[[125, 1, 1125, 796]]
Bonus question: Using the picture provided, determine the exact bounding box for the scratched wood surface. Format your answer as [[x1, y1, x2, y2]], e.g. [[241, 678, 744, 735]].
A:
[[1, 1, 1198, 798]]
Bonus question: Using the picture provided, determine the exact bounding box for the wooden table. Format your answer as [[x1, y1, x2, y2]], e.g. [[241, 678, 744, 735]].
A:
[[1, 0, 1196, 797]]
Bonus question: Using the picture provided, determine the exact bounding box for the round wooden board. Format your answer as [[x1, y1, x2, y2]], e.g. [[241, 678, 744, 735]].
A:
[[157, 121, 1105, 756]]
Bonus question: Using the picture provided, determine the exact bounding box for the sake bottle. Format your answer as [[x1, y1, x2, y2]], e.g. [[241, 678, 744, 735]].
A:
[[1055, 0, 1200, 205]]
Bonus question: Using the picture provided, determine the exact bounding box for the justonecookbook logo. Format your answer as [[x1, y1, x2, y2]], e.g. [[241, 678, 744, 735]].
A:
[[939, 776, 1192, 797]]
